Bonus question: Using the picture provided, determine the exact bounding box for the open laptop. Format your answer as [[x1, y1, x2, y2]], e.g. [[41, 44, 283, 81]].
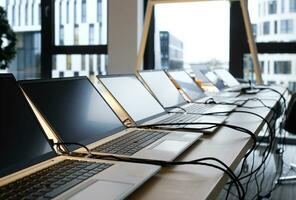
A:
[[166, 70, 241, 108], [213, 69, 252, 92], [138, 70, 235, 115], [97, 74, 226, 132], [189, 68, 220, 93], [19, 77, 201, 162], [0, 74, 160, 200]]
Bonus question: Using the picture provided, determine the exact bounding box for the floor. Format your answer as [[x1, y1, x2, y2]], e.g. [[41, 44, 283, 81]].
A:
[[217, 142, 296, 200]]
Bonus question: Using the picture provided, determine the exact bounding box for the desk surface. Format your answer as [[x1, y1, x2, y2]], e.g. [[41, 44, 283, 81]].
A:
[[129, 88, 286, 200]]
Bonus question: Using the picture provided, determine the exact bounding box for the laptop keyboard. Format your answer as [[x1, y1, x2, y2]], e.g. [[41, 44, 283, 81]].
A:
[[184, 104, 213, 113], [0, 160, 112, 200], [93, 130, 168, 156], [158, 113, 202, 128]]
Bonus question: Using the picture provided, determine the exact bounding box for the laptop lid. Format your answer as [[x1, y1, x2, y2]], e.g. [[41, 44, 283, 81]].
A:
[[167, 70, 205, 102], [214, 69, 240, 87], [98, 75, 166, 124], [203, 71, 227, 90], [19, 77, 125, 151], [191, 68, 212, 84], [139, 70, 187, 108], [0, 74, 55, 178]]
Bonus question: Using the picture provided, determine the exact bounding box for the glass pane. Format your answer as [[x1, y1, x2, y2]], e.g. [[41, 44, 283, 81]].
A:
[[249, 0, 296, 42], [0, 0, 41, 80], [54, 0, 107, 46], [52, 54, 108, 78], [244, 53, 296, 92], [154, 1, 230, 71]]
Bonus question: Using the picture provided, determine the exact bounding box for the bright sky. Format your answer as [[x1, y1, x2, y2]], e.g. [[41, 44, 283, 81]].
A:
[[155, 1, 230, 63]]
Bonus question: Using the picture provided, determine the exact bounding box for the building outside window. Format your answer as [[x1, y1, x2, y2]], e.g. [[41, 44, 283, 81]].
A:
[[66, 55, 72, 70], [268, 0, 277, 14], [81, 55, 86, 71], [274, 20, 278, 33], [263, 21, 270, 34], [74, 0, 77, 24], [282, 0, 285, 13], [25, 2, 28, 25], [280, 19, 293, 33], [89, 24, 94, 44], [290, 0, 296, 12], [74, 24, 79, 45], [97, 0, 102, 23], [81, 0, 86, 23], [32, 2, 34, 25], [274, 61, 292, 74], [66, 0, 70, 24], [59, 25, 64, 45]]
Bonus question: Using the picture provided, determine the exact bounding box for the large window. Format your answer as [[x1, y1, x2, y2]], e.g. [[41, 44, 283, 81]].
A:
[[152, 1, 230, 72], [263, 21, 270, 34], [290, 0, 296, 12], [0, 0, 108, 79], [268, 0, 277, 14]]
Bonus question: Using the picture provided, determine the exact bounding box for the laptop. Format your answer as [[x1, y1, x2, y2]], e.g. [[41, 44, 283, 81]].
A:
[[166, 70, 240, 109], [189, 68, 220, 93], [0, 74, 160, 200], [97, 74, 226, 132], [138, 70, 235, 115], [19, 77, 201, 162]]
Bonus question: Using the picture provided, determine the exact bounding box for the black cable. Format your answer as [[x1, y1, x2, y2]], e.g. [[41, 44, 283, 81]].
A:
[[52, 141, 245, 199]]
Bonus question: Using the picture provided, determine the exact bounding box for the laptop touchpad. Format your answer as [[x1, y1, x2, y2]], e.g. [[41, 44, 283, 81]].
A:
[[68, 180, 133, 200], [152, 140, 188, 152]]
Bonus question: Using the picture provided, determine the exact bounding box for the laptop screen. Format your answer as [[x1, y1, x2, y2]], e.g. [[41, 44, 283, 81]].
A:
[[20, 77, 125, 149], [204, 71, 227, 90], [0, 74, 54, 178], [99, 75, 165, 123], [168, 71, 205, 101], [214, 69, 240, 87], [191, 68, 212, 84], [139, 71, 187, 108]]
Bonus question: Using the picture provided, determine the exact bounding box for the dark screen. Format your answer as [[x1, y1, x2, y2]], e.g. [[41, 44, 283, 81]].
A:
[[139, 71, 187, 107], [0, 74, 54, 178], [168, 71, 205, 101], [20, 78, 124, 148]]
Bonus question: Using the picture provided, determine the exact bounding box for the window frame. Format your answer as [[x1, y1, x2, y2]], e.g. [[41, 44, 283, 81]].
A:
[[41, 0, 107, 78]]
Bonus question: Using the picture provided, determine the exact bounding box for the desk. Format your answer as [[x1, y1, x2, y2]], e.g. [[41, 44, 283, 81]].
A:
[[129, 87, 286, 200]]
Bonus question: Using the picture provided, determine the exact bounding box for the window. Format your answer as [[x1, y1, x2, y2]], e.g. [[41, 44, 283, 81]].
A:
[[290, 0, 296, 12], [74, 24, 79, 45], [89, 24, 94, 44], [97, 0, 102, 22], [32, 2, 34, 25], [280, 19, 294, 33], [263, 21, 270, 35], [260, 61, 265, 73], [38, 3, 41, 25], [59, 25, 64, 45], [74, 0, 77, 24], [81, 0, 86, 23], [74, 71, 79, 76], [18, 2, 21, 26], [81, 55, 86, 71], [282, 0, 285, 13], [12, 4, 15, 25], [66, 55, 72, 70], [66, 0, 70, 23], [154, 2, 230, 71], [25, 2, 28, 25], [59, 71, 64, 77], [289, 81, 296, 92], [274, 21, 278, 34], [274, 61, 291, 74], [89, 55, 94, 75], [268, 0, 277, 14], [59, 1, 62, 24]]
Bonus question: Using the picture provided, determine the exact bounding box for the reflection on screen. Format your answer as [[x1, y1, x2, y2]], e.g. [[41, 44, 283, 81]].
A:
[[0, 75, 53, 178], [20, 78, 124, 147], [191, 68, 212, 83], [139, 71, 187, 108], [168, 71, 204, 101], [100, 76, 165, 122], [204, 71, 227, 90], [214, 69, 240, 87]]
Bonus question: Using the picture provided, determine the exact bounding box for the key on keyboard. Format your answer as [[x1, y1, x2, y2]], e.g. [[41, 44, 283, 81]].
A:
[[93, 130, 168, 155], [0, 160, 112, 200]]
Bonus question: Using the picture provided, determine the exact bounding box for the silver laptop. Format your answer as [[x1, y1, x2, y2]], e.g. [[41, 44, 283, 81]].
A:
[[0, 74, 159, 200], [164, 70, 238, 111], [19, 77, 201, 162], [97, 74, 226, 132]]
